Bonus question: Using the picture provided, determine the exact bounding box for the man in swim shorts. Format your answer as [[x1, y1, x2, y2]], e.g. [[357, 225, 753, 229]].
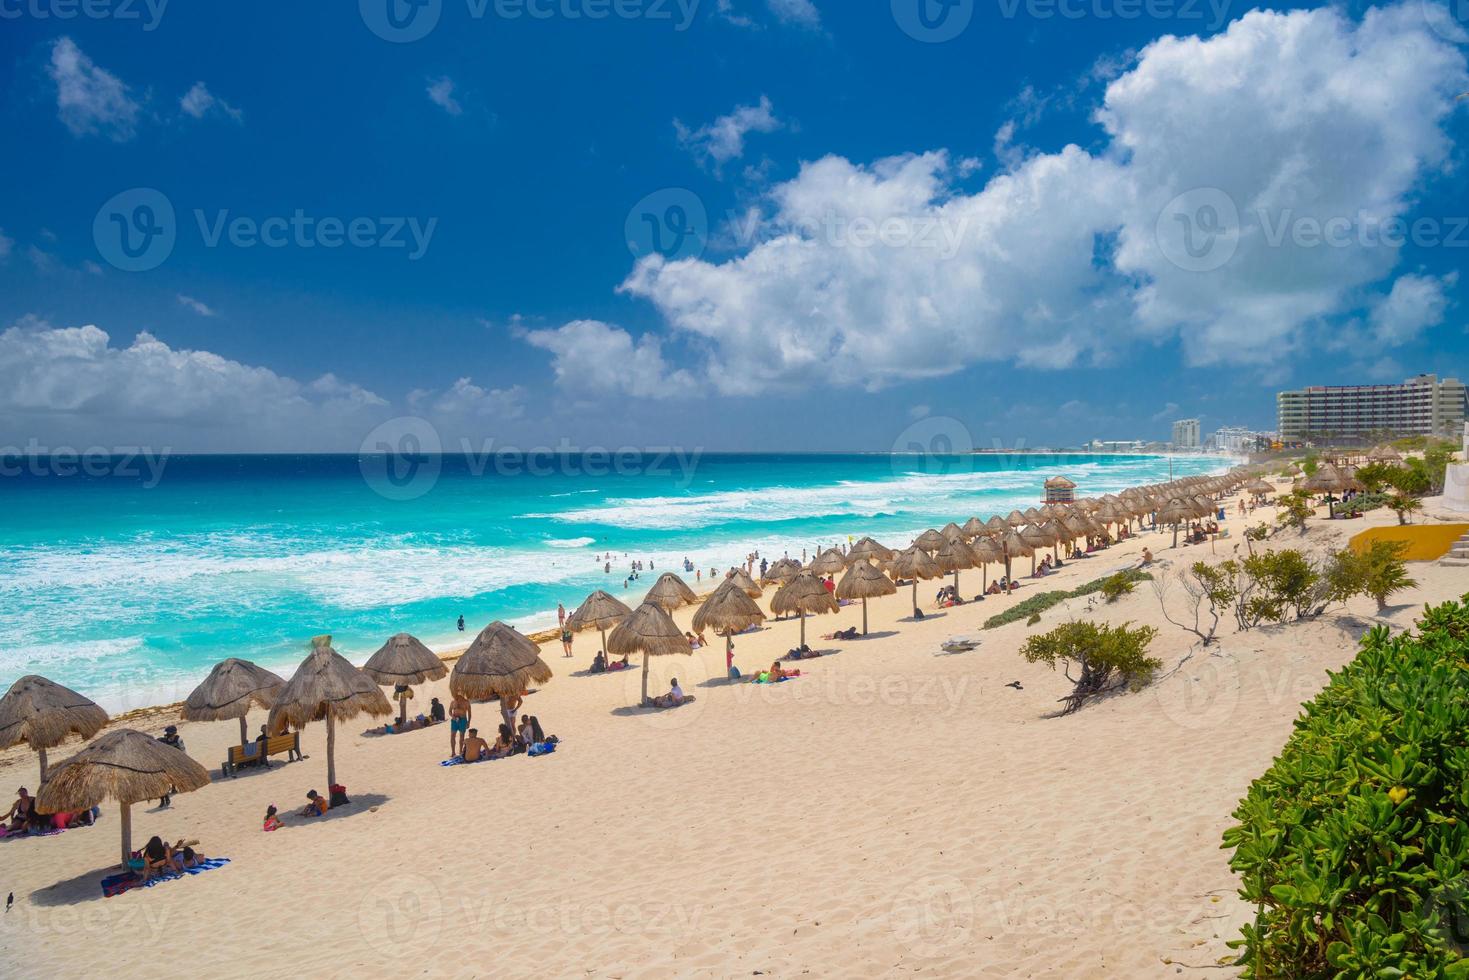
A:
[[449, 694, 471, 756], [461, 728, 489, 763]]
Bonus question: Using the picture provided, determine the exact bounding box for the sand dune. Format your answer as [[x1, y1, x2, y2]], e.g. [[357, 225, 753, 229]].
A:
[[2, 500, 1460, 977]]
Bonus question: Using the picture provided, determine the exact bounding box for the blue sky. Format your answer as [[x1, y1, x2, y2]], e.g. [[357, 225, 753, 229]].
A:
[[1, 0, 1466, 452]]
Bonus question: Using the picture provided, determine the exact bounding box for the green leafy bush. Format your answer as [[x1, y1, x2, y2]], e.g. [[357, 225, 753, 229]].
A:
[[1336, 491, 1391, 517], [1335, 539, 1417, 610], [1388, 492, 1425, 526], [1277, 490, 1315, 535], [1020, 620, 1160, 714], [982, 569, 1152, 629], [1236, 549, 1325, 627], [1099, 572, 1138, 603], [1223, 599, 1469, 978]]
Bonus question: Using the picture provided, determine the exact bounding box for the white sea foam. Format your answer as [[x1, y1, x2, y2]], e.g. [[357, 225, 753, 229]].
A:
[[544, 537, 596, 549]]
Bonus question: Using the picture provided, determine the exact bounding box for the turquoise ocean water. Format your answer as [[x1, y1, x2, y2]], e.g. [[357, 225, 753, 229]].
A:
[[0, 452, 1228, 710]]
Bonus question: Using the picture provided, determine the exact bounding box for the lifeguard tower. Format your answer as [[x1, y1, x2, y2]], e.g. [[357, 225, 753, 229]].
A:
[[1043, 475, 1077, 504]]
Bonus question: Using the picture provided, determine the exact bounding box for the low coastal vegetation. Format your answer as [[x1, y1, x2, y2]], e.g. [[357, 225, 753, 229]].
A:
[[982, 569, 1151, 630], [1019, 621, 1160, 715], [1224, 598, 1469, 978]]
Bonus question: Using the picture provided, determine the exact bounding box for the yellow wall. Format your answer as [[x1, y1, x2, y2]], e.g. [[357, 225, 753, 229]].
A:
[[1348, 524, 1469, 561]]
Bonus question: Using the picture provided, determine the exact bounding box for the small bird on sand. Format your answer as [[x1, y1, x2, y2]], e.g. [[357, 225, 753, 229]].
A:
[[1005, 681, 1024, 690]]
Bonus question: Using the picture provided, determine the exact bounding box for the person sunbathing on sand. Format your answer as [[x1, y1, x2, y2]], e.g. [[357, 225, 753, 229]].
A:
[[461, 728, 490, 762], [764, 661, 800, 682], [489, 724, 516, 758], [607, 654, 630, 672]]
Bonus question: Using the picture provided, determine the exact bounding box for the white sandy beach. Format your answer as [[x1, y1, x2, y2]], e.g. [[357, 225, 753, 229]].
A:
[[2, 497, 1464, 978]]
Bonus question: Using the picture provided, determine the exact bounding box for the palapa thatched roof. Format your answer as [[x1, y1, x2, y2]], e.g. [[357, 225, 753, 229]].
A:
[[836, 560, 898, 600], [450, 622, 553, 701], [693, 581, 767, 635], [1245, 477, 1275, 495], [0, 675, 108, 753], [940, 522, 967, 542], [807, 548, 848, 576], [1368, 444, 1402, 462], [763, 557, 804, 583], [960, 517, 988, 539], [968, 537, 1004, 563], [268, 639, 393, 733], [913, 529, 947, 553], [1000, 529, 1035, 557], [1019, 524, 1055, 549], [567, 590, 633, 632], [846, 537, 894, 563], [1044, 475, 1077, 489], [890, 546, 942, 581], [644, 572, 699, 611], [182, 659, 285, 723], [1157, 498, 1195, 525], [36, 729, 209, 813], [983, 515, 1010, 535], [770, 572, 840, 617], [726, 567, 763, 598], [363, 633, 448, 687], [607, 602, 693, 659], [1004, 510, 1028, 525], [933, 538, 978, 573]]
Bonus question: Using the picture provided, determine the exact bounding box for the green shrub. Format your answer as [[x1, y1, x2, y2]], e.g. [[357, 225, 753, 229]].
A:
[[1236, 549, 1324, 627], [1026, 612, 1041, 626], [1223, 599, 1469, 978], [1388, 492, 1425, 526], [982, 569, 1152, 629], [1336, 491, 1391, 517], [1276, 490, 1315, 535], [1343, 539, 1417, 610], [1020, 620, 1160, 714], [1099, 572, 1138, 603], [1391, 464, 1432, 496]]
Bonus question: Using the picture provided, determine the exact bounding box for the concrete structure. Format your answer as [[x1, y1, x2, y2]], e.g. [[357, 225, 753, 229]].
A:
[[1086, 439, 1147, 453], [1208, 426, 1274, 453], [1277, 374, 1467, 443], [1171, 419, 1201, 450]]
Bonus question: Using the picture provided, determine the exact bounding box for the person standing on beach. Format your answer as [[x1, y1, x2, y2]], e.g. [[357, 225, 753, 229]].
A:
[[557, 602, 566, 628], [449, 694, 471, 756], [561, 623, 573, 658], [457, 614, 465, 632], [501, 692, 523, 734]]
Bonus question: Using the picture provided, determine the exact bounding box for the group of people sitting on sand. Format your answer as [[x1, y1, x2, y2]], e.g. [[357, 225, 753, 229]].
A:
[[985, 577, 1018, 596], [3, 786, 99, 837], [135, 835, 206, 881], [458, 714, 554, 762], [1184, 521, 1218, 544], [589, 650, 631, 673]]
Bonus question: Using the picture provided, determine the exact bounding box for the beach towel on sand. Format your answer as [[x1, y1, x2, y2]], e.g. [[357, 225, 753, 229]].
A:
[[101, 858, 230, 897]]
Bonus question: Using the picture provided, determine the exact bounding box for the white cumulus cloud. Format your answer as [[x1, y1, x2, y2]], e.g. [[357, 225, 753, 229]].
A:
[[675, 96, 781, 172], [180, 82, 243, 122], [520, 320, 694, 399], [47, 37, 140, 141], [426, 77, 463, 116]]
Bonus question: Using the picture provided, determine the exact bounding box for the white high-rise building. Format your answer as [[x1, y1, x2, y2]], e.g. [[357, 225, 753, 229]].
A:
[[1171, 418, 1201, 449]]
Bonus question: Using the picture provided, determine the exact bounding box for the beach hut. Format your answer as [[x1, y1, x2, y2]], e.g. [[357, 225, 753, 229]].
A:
[[607, 602, 693, 707], [363, 634, 448, 725], [644, 572, 699, 612], [1245, 478, 1275, 499], [889, 546, 942, 618], [37, 729, 209, 869], [770, 572, 840, 649], [725, 567, 763, 598], [567, 590, 634, 659], [933, 538, 978, 596], [1019, 524, 1055, 576], [1157, 498, 1194, 548], [182, 658, 285, 749], [1043, 475, 1077, 504], [268, 637, 392, 791], [835, 560, 896, 635], [450, 622, 553, 703], [1367, 444, 1403, 463], [968, 536, 1003, 591], [692, 582, 766, 673], [846, 537, 894, 564], [0, 675, 109, 784]]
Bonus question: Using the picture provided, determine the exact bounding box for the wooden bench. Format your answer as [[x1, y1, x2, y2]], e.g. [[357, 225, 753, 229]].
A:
[[223, 732, 301, 777]]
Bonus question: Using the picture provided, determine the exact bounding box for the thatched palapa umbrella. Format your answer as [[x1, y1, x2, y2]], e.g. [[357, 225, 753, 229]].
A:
[[999, 529, 1033, 582], [913, 529, 946, 553], [182, 659, 285, 748], [1157, 498, 1194, 548], [363, 633, 448, 725], [1245, 477, 1275, 499], [1018, 524, 1054, 576], [37, 729, 208, 868], [0, 675, 109, 784], [645, 572, 699, 612], [933, 538, 977, 596], [771, 572, 839, 648], [450, 622, 553, 703], [961, 517, 988, 540], [608, 602, 693, 707], [846, 537, 894, 564], [568, 589, 634, 658], [763, 557, 803, 584], [268, 636, 392, 790], [968, 536, 1003, 591], [1367, 444, 1402, 463], [693, 582, 766, 671], [726, 567, 763, 598], [807, 548, 847, 579], [890, 546, 941, 618], [835, 560, 896, 634]]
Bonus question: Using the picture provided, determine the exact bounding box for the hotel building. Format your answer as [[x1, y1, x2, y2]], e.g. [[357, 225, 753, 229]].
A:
[[1276, 374, 1467, 443]]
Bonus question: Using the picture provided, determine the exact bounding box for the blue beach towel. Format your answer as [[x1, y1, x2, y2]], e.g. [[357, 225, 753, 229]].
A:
[[101, 857, 230, 897]]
